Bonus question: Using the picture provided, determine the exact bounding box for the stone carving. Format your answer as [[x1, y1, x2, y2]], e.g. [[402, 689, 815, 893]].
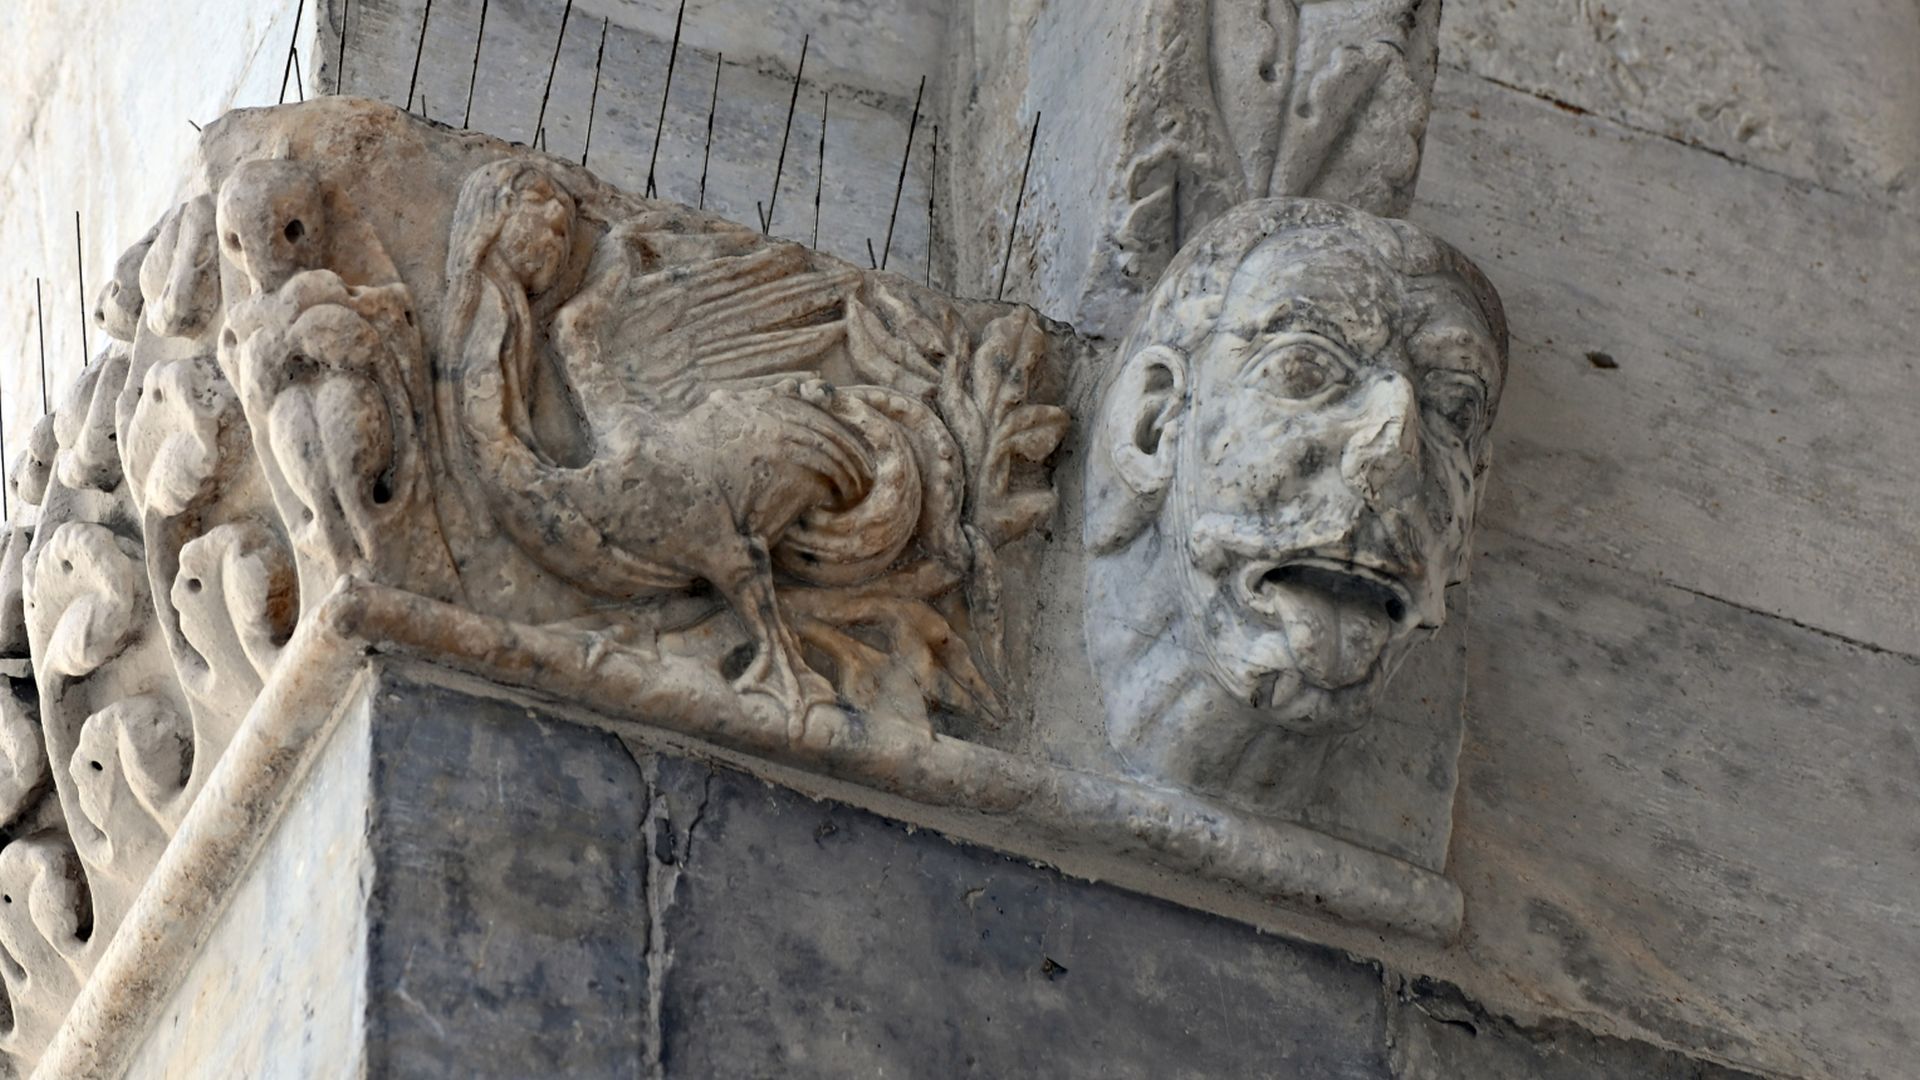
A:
[[1116, 0, 1442, 289], [1085, 198, 1506, 806], [438, 159, 1065, 728], [0, 97, 1077, 1070], [0, 91, 1502, 1070]]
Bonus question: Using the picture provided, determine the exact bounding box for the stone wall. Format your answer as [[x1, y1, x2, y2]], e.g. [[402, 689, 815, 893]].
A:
[[128, 663, 1770, 1079], [2, 2, 1915, 1078], [1408, 7, 1920, 1077]]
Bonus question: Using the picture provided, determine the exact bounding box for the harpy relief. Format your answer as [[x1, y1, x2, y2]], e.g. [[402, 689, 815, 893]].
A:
[[0, 92, 1501, 1066]]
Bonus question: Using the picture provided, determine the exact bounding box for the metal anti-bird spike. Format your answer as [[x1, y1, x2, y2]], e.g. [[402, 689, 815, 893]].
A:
[[533, 0, 573, 144], [645, 0, 688, 199], [762, 34, 810, 234], [997, 113, 1041, 301], [463, 0, 490, 129], [407, 0, 433, 115], [881, 76, 926, 271], [582, 17, 609, 167], [280, 0, 306, 104], [699, 52, 722, 210]]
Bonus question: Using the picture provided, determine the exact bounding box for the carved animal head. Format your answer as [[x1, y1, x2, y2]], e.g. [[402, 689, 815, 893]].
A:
[[95, 222, 158, 343], [140, 195, 222, 338], [1084, 198, 1506, 796], [215, 158, 327, 296]]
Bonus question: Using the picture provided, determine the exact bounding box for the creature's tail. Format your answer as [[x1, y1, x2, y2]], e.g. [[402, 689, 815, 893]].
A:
[[773, 385, 968, 587]]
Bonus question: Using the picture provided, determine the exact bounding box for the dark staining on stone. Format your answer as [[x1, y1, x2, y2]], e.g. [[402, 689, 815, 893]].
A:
[[719, 641, 757, 681], [1586, 350, 1619, 370]]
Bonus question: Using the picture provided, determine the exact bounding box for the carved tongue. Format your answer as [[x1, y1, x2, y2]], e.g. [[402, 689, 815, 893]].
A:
[[1278, 583, 1393, 690]]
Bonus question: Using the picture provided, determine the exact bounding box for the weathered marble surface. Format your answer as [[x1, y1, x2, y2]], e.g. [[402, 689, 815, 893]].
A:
[[947, 0, 1443, 337], [1408, 64, 1920, 1080], [119, 664, 1764, 1080], [0, 0, 315, 498], [321, 0, 948, 275], [1412, 66, 1920, 659], [1082, 198, 1504, 814], [1440, 0, 1920, 209], [121, 676, 372, 1080]]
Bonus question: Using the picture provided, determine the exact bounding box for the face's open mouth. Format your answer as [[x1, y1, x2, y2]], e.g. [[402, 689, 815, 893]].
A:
[[1236, 555, 1416, 628]]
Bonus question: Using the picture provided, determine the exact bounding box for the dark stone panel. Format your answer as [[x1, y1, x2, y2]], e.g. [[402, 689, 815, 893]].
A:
[[654, 756, 1393, 1080], [343, 670, 1765, 1080], [362, 671, 649, 1079], [652, 754, 1767, 1080]]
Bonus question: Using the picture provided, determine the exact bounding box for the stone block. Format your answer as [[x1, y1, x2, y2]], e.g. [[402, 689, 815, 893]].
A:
[[120, 662, 1766, 1079]]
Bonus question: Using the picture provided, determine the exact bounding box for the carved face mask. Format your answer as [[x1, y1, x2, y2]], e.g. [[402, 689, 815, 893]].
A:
[[1172, 233, 1500, 734]]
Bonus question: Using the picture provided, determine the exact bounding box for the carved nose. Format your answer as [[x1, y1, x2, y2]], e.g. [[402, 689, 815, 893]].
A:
[[1339, 373, 1419, 503]]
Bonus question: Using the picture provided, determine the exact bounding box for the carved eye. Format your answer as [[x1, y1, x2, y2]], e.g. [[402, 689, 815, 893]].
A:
[[1422, 372, 1487, 444], [1246, 337, 1352, 401]]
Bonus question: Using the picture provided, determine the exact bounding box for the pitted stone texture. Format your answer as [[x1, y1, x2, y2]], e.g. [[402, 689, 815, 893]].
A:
[[1440, 0, 1920, 209], [651, 715, 1758, 1080]]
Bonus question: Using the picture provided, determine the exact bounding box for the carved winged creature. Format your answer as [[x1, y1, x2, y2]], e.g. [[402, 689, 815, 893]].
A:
[[442, 159, 973, 723]]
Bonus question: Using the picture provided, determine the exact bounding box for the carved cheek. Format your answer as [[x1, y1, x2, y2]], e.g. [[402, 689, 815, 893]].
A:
[[1417, 437, 1477, 555]]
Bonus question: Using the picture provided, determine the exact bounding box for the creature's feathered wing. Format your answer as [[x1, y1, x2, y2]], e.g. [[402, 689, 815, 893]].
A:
[[552, 223, 860, 417]]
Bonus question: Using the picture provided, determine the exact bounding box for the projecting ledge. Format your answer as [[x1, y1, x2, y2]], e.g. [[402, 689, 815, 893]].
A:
[[36, 609, 1762, 1080]]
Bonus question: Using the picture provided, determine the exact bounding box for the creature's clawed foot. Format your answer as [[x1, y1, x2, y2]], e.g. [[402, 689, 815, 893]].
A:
[[732, 634, 838, 739]]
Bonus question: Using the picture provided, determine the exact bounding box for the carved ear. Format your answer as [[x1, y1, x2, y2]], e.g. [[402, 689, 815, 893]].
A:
[[1084, 345, 1188, 554]]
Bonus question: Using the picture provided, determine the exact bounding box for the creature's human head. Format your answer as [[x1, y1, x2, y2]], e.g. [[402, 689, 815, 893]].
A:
[[1084, 198, 1506, 794], [451, 159, 577, 295]]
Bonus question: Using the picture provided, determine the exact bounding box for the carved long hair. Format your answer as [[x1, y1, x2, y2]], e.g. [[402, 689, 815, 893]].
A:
[[442, 158, 580, 459]]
